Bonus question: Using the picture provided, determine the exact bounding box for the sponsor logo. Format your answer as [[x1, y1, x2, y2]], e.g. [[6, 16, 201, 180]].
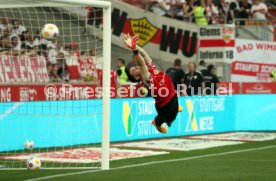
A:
[[2, 148, 168, 163], [123, 102, 133, 136], [122, 100, 158, 137], [185, 98, 225, 133], [245, 83, 272, 93], [130, 17, 158, 47], [114, 139, 243, 151], [20, 87, 37, 101], [185, 99, 199, 132], [222, 27, 234, 43]]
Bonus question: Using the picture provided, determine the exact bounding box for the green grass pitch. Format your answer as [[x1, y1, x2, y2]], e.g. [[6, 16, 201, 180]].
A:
[[0, 140, 276, 181]]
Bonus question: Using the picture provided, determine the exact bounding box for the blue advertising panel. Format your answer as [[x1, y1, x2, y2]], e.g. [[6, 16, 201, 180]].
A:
[[0, 100, 103, 151], [1, 94, 275, 151], [235, 94, 276, 131], [0, 96, 235, 151], [178, 96, 235, 135], [111, 96, 235, 142]]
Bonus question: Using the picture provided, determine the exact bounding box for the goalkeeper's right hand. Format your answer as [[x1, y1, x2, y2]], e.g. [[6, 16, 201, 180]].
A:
[[123, 33, 138, 50]]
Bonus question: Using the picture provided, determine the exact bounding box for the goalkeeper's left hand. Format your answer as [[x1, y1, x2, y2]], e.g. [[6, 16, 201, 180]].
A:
[[123, 33, 138, 50]]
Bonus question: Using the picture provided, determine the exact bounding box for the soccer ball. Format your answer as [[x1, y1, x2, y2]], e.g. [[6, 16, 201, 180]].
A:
[[41, 23, 59, 39], [24, 140, 34, 150], [26, 157, 41, 170]]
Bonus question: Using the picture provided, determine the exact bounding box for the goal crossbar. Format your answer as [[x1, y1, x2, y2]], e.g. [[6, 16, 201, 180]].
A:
[[0, 0, 111, 8]]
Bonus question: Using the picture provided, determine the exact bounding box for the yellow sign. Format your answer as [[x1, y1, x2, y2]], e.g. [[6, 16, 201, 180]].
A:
[[123, 102, 132, 136], [130, 17, 158, 47], [186, 99, 198, 131]]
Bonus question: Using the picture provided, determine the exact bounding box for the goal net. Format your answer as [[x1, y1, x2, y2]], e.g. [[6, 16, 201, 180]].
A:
[[0, 0, 111, 170]]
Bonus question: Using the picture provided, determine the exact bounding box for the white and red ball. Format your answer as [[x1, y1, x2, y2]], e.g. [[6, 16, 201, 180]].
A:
[[26, 157, 41, 170], [41, 23, 59, 39]]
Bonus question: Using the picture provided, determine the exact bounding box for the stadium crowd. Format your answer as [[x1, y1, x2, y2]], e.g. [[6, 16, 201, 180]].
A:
[[0, 17, 99, 83], [126, 0, 275, 25]]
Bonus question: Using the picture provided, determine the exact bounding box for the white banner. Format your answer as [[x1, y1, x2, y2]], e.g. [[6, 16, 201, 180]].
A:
[[231, 39, 276, 82], [198, 25, 235, 63]]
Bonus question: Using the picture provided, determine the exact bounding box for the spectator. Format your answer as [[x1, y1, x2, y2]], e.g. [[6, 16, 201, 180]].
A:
[[56, 42, 65, 54], [47, 42, 58, 65], [57, 52, 69, 82], [198, 60, 207, 71], [194, 0, 208, 26], [25, 35, 36, 50], [10, 35, 21, 51], [34, 30, 47, 51], [150, 0, 171, 16], [2, 28, 10, 39], [0, 17, 11, 31], [251, 0, 268, 20], [239, 0, 252, 24], [185, 62, 205, 96], [206, 0, 219, 24], [27, 45, 40, 56], [89, 48, 96, 56], [183, 0, 195, 22], [202, 64, 220, 95], [11, 19, 26, 37], [47, 63, 59, 82], [20, 29, 31, 45], [166, 58, 185, 92], [89, 48, 103, 69], [227, 0, 240, 24], [80, 51, 97, 82], [1, 37, 11, 51], [169, 0, 186, 19], [64, 45, 72, 57], [116, 58, 128, 84], [217, 0, 228, 22]]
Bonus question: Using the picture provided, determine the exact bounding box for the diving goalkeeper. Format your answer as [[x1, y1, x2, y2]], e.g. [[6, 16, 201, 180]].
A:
[[123, 34, 182, 134]]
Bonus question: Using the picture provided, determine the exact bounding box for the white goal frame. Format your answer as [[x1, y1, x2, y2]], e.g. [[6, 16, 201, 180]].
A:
[[0, 0, 111, 170]]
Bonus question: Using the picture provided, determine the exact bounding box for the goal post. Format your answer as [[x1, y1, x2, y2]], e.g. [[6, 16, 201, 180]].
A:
[[101, 1, 111, 171], [0, 0, 111, 170]]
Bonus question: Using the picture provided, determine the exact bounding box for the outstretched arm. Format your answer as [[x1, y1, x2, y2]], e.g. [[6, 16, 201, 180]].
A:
[[123, 34, 150, 81], [136, 45, 152, 65]]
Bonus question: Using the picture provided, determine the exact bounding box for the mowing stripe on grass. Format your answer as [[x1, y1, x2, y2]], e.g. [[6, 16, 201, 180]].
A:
[[24, 145, 276, 181]]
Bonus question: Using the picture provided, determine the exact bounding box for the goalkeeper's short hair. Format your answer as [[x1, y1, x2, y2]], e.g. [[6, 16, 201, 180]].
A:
[[125, 61, 140, 83]]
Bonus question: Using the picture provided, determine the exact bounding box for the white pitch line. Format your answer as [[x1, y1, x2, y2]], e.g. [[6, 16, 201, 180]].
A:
[[24, 145, 276, 181], [0, 102, 23, 121]]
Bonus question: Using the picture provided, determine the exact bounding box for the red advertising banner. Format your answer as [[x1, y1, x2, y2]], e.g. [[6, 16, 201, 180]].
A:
[[217, 82, 240, 94], [241, 82, 276, 94], [1, 82, 275, 102], [231, 61, 276, 82], [0, 55, 49, 83], [0, 84, 99, 102]]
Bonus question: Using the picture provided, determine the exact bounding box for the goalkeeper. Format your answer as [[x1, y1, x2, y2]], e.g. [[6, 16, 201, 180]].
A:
[[123, 34, 182, 134]]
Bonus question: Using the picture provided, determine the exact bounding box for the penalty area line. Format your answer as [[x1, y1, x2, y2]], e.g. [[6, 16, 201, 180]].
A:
[[24, 145, 276, 181]]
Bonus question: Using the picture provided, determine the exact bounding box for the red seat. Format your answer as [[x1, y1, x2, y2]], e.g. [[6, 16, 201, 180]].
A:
[[122, 0, 146, 9]]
